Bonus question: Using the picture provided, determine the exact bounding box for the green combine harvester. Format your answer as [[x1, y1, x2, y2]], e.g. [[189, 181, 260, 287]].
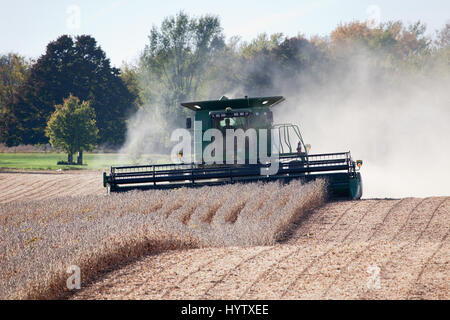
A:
[[104, 96, 363, 199]]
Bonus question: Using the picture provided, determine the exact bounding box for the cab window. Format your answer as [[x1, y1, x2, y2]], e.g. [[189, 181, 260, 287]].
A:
[[214, 117, 248, 130]]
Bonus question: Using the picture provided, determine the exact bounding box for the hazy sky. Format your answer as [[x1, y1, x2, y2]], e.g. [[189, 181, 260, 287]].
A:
[[1, 0, 449, 67]]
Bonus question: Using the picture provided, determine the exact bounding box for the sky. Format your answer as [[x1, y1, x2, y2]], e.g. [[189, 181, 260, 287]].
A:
[[1, 0, 449, 67]]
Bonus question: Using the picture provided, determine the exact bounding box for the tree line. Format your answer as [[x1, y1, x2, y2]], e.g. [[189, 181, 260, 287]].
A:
[[0, 11, 449, 160], [0, 35, 139, 150]]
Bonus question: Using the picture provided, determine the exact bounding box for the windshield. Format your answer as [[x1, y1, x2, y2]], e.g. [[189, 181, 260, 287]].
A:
[[219, 117, 247, 129]]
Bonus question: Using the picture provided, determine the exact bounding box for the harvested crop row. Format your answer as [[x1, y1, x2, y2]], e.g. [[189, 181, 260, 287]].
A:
[[0, 179, 326, 299], [0, 172, 104, 203]]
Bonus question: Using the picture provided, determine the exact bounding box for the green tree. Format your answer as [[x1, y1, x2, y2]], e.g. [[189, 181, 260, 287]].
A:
[[6, 35, 137, 147], [200, 36, 244, 98], [121, 63, 143, 108], [141, 11, 225, 127], [240, 33, 284, 58], [235, 33, 326, 95], [46, 95, 98, 165], [0, 53, 30, 145]]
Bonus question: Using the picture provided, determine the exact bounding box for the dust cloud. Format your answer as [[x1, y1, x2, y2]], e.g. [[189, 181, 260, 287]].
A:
[[276, 54, 450, 198], [118, 107, 173, 164]]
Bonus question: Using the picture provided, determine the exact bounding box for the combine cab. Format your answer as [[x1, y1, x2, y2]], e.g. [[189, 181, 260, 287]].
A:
[[104, 96, 363, 199]]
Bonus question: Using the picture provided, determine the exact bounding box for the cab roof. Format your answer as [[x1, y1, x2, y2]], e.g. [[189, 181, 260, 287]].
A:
[[180, 96, 285, 111]]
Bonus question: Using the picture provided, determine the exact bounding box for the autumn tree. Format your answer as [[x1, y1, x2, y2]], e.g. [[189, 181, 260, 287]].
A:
[[436, 23, 450, 48], [330, 21, 431, 58]]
